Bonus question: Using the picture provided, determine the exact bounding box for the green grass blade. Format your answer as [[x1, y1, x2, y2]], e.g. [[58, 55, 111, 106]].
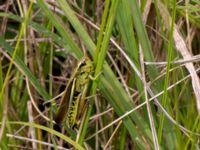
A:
[[128, 0, 161, 85], [79, 0, 120, 145], [0, 37, 51, 100], [37, 0, 83, 59], [6, 121, 84, 150], [57, 0, 95, 53], [158, 0, 176, 145]]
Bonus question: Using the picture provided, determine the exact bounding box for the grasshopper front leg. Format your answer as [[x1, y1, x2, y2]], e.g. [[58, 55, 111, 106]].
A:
[[89, 71, 102, 81]]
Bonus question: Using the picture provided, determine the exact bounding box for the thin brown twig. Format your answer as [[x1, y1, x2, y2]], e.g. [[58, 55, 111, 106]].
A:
[[140, 46, 159, 150], [0, 85, 9, 142]]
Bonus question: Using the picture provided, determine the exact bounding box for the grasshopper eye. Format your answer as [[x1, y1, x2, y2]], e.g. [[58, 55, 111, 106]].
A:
[[80, 60, 86, 67]]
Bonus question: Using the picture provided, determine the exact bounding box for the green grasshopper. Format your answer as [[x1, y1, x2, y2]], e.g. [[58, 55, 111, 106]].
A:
[[55, 56, 93, 128]]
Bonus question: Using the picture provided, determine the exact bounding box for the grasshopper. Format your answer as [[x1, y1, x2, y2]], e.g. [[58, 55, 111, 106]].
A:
[[55, 56, 93, 128]]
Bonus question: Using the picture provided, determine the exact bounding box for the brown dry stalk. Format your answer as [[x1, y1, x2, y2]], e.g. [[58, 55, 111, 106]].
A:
[[173, 27, 200, 112], [158, 1, 200, 113]]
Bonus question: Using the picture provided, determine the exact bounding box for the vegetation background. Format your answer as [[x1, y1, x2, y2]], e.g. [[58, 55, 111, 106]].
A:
[[0, 0, 200, 149]]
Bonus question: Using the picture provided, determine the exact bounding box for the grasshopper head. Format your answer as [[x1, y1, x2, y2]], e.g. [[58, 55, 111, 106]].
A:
[[79, 57, 93, 73]]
